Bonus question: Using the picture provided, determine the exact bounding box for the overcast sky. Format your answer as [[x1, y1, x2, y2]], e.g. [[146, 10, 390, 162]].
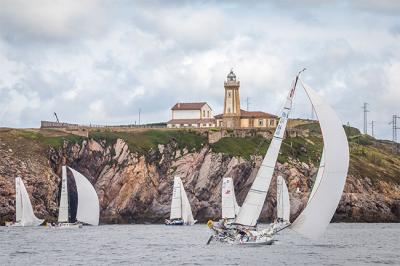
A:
[[0, 0, 399, 140]]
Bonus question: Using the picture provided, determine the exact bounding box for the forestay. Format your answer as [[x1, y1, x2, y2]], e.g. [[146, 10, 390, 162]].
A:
[[235, 79, 298, 227], [170, 176, 182, 220], [276, 176, 290, 222], [58, 166, 69, 223], [16, 177, 44, 226], [222, 177, 240, 219], [180, 178, 195, 225], [69, 167, 100, 226], [291, 81, 349, 239]]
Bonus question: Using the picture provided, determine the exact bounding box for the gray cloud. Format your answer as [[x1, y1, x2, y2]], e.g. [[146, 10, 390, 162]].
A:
[[0, 0, 399, 140]]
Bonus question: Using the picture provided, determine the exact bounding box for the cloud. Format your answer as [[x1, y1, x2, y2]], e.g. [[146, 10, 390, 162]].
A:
[[0, 1, 399, 140]]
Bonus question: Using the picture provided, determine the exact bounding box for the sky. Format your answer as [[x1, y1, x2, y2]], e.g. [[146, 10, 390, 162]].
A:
[[0, 0, 399, 140]]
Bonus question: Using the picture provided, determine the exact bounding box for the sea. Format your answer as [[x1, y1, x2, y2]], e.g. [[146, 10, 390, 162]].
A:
[[0, 223, 399, 265]]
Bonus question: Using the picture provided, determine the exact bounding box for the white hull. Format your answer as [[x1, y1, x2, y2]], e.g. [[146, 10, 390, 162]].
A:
[[51, 222, 83, 229]]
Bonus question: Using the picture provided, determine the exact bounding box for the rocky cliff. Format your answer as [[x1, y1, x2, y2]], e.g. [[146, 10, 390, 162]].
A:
[[0, 127, 399, 224]]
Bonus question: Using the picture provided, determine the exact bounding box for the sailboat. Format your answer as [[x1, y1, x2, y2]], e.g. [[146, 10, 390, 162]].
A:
[[207, 70, 349, 244], [54, 166, 100, 228], [6, 177, 44, 227], [221, 177, 240, 222], [271, 175, 290, 232], [165, 176, 196, 225]]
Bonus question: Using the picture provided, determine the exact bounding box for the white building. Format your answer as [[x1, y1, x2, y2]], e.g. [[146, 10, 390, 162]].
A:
[[167, 102, 216, 128]]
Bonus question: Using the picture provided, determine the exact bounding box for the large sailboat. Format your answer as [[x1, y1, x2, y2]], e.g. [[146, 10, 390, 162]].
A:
[[221, 177, 240, 222], [165, 176, 196, 225], [54, 166, 100, 228], [6, 177, 44, 227], [207, 70, 349, 244]]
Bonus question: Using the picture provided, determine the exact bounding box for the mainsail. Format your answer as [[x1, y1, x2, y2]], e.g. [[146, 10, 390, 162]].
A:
[[170, 176, 182, 220], [68, 167, 100, 226], [58, 166, 69, 223], [235, 72, 302, 227], [222, 177, 240, 219], [276, 176, 290, 222], [291, 81, 349, 239], [15, 177, 44, 226]]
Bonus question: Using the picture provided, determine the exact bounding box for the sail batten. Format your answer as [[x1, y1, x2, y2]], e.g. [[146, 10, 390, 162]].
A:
[[291, 81, 349, 239]]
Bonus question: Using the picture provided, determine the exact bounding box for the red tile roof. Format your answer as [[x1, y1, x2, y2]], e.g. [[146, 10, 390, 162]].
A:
[[167, 118, 216, 124], [214, 110, 277, 119], [171, 102, 207, 110]]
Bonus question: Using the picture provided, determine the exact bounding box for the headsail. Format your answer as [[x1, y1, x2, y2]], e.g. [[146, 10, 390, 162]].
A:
[[15, 177, 22, 222], [180, 178, 195, 225], [308, 150, 325, 203], [291, 82, 349, 239], [222, 177, 240, 219], [235, 71, 303, 227], [276, 176, 290, 222], [16, 177, 44, 226], [68, 167, 100, 226], [58, 166, 69, 223], [170, 176, 182, 220]]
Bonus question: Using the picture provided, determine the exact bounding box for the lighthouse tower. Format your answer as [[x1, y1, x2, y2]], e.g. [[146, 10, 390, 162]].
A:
[[222, 69, 241, 128]]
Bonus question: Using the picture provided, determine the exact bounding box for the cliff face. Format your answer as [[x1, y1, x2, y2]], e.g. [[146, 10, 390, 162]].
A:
[[0, 128, 400, 224]]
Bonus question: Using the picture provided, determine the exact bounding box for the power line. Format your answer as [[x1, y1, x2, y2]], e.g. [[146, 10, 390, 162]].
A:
[[389, 115, 400, 153], [362, 103, 369, 135]]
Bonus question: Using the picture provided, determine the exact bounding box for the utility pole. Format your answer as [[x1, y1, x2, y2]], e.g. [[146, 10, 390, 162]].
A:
[[389, 115, 400, 153], [246, 97, 250, 111], [370, 120, 375, 138], [138, 108, 141, 126], [362, 103, 369, 135]]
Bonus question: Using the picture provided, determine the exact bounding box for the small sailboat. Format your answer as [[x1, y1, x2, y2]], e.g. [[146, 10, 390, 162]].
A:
[[6, 177, 44, 227], [221, 177, 240, 222], [54, 166, 99, 228], [165, 176, 196, 225], [271, 175, 290, 232]]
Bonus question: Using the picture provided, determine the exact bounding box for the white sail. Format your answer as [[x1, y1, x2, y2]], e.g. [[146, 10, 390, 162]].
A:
[[68, 167, 100, 226], [291, 82, 349, 239], [222, 177, 240, 219], [308, 150, 325, 204], [170, 176, 182, 220], [180, 178, 195, 225], [276, 176, 290, 222], [235, 80, 297, 226], [58, 166, 69, 223], [16, 177, 44, 226], [15, 177, 22, 222]]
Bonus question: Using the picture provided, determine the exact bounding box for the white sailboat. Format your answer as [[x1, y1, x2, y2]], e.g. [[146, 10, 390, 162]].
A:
[[271, 175, 290, 232], [207, 70, 349, 244], [55, 166, 99, 228], [221, 177, 240, 221], [6, 177, 44, 227], [165, 176, 196, 225]]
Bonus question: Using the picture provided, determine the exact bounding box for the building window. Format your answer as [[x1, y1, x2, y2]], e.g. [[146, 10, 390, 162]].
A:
[[258, 119, 264, 126], [227, 107, 231, 113], [269, 119, 274, 126], [207, 110, 210, 117], [228, 92, 231, 97], [203, 110, 205, 117], [203, 123, 207, 127]]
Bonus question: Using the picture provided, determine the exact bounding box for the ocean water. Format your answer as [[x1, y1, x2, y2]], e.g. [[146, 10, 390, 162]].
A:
[[0, 223, 399, 265]]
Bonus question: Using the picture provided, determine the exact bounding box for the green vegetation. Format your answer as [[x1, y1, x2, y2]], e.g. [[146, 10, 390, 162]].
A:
[[210, 136, 270, 159], [14, 130, 85, 149], [279, 136, 323, 164], [89, 130, 206, 154]]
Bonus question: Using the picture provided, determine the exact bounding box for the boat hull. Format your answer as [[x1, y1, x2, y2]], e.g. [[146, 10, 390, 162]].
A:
[[51, 222, 83, 229]]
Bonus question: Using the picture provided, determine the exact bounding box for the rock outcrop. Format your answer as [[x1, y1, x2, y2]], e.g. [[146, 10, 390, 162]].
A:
[[0, 128, 399, 224]]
